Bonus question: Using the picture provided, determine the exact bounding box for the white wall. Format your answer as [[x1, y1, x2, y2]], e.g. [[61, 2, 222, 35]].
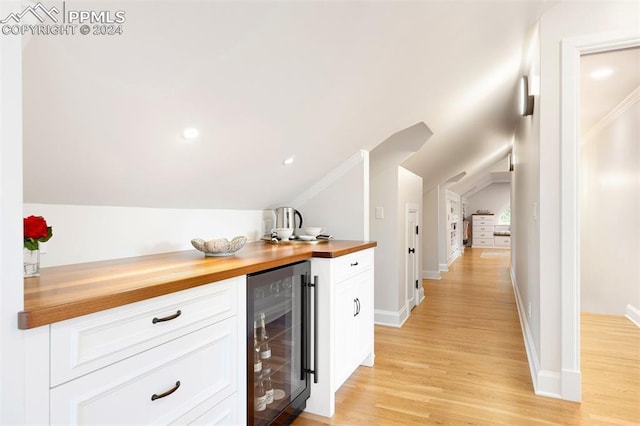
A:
[[370, 166, 399, 316], [512, 21, 542, 397], [0, 2, 26, 422], [422, 186, 440, 279], [295, 151, 369, 241], [370, 166, 422, 327], [24, 152, 371, 268], [581, 101, 639, 315], [465, 182, 511, 225], [398, 167, 423, 308], [23, 204, 265, 267], [513, 0, 639, 400]]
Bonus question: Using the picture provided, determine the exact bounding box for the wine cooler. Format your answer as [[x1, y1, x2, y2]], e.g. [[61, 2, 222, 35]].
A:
[[247, 261, 317, 425]]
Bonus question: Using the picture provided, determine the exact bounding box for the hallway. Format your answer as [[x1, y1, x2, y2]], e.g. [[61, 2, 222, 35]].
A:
[[295, 247, 640, 424]]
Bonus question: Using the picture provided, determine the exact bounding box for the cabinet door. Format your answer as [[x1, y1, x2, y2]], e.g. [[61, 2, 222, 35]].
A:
[[352, 269, 374, 367], [333, 278, 358, 390], [332, 267, 374, 390]]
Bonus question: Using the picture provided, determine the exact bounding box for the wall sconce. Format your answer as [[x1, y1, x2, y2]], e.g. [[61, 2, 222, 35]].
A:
[[519, 76, 534, 116]]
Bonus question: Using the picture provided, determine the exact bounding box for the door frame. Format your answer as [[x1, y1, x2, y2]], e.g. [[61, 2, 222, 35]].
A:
[[560, 31, 640, 402]]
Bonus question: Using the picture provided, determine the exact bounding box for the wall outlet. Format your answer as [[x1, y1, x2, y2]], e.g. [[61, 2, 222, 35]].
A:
[[527, 302, 532, 319]]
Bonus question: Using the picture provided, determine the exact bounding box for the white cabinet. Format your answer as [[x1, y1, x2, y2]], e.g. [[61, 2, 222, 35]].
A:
[[306, 248, 375, 418], [493, 225, 511, 248], [50, 280, 237, 386], [494, 235, 511, 247], [333, 262, 374, 388], [472, 215, 495, 247], [446, 196, 461, 264], [26, 276, 246, 426], [51, 318, 238, 425]]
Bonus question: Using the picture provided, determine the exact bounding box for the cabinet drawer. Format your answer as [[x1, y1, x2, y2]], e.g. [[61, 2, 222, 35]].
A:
[[472, 215, 494, 223], [494, 236, 511, 247], [184, 393, 238, 425], [473, 231, 493, 239], [473, 238, 494, 247], [51, 317, 237, 425], [334, 249, 373, 283], [51, 277, 240, 386], [474, 220, 493, 226], [473, 225, 494, 233]]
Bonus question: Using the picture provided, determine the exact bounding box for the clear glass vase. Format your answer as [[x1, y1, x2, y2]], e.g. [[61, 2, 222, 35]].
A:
[[24, 247, 40, 278]]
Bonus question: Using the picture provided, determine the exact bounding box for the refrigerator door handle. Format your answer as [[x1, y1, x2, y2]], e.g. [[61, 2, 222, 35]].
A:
[[300, 273, 307, 381], [311, 275, 318, 383], [304, 275, 319, 384]]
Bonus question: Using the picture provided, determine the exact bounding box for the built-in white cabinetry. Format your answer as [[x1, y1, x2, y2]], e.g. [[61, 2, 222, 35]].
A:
[[306, 248, 375, 418], [446, 194, 461, 265], [472, 214, 495, 247], [333, 252, 374, 389], [26, 276, 246, 425], [494, 235, 511, 247]]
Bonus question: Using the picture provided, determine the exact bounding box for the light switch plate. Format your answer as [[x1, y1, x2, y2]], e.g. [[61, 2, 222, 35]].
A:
[[375, 207, 384, 219]]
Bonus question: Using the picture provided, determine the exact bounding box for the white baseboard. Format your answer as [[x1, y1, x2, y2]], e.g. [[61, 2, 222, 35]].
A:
[[511, 267, 564, 399], [510, 268, 578, 401], [626, 304, 640, 328], [536, 370, 561, 399], [561, 368, 582, 402], [511, 268, 541, 393], [422, 270, 441, 280], [374, 306, 408, 328], [438, 263, 449, 272], [447, 250, 461, 266]]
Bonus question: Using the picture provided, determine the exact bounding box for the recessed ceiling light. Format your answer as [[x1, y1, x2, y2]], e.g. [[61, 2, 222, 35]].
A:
[[182, 127, 199, 140], [590, 68, 613, 80], [283, 155, 296, 166]]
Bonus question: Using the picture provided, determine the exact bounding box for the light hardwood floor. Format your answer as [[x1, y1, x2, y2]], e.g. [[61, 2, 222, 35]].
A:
[[294, 247, 640, 425]]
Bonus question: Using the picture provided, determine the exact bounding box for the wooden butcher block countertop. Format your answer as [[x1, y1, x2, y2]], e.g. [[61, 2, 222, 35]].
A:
[[19, 240, 376, 330]]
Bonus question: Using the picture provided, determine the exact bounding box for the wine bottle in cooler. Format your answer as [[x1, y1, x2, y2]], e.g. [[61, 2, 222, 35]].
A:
[[255, 376, 266, 412], [264, 374, 274, 405], [253, 321, 262, 374], [259, 312, 271, 360]]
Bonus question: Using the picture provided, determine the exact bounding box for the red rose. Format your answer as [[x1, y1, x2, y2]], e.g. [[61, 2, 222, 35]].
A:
[[24, 216, 49, 239]]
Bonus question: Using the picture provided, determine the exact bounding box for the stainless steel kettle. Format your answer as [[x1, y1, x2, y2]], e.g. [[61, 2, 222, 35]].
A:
[[274, 207, 303, 230]]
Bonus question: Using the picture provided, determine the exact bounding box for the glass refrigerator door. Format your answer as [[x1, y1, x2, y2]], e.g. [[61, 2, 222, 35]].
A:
[[248, 262, 308, 426]]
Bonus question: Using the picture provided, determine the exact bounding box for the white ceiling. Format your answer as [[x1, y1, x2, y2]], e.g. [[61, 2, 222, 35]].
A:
[[22, 0, 555, 209]]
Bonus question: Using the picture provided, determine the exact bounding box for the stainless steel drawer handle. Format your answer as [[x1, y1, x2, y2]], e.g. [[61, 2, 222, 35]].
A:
[[151, 381, 180, 401], [152, 310, 182, 324], [350, 261, 359, 266]]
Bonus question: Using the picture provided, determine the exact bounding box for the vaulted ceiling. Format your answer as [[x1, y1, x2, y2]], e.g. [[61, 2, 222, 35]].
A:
[[23, 0, 554, 209]]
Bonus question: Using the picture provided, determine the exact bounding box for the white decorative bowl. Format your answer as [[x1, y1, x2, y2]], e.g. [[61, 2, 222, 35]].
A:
[[191, 236, 247, 257], [273, 227, 294, 240], [302, 226, 323, 236]]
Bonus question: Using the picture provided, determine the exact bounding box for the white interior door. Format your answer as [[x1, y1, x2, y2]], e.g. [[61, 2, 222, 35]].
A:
[[406, 206, 419, 311]]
